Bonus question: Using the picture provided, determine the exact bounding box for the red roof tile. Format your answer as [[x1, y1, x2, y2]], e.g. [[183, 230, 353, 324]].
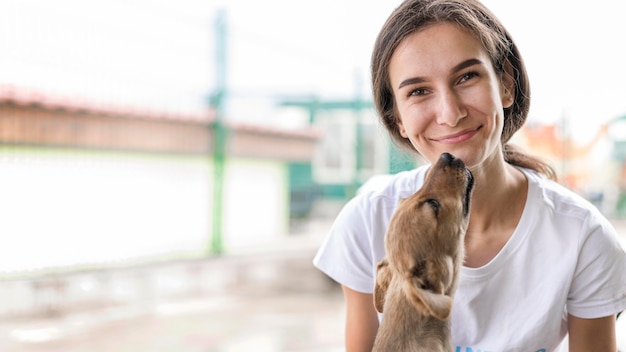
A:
[[0, 84, 215, 123], [0, 84, 322, 140]]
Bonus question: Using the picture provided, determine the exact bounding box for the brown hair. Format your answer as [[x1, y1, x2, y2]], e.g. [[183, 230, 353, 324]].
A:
[[371, 0, 556, 179]]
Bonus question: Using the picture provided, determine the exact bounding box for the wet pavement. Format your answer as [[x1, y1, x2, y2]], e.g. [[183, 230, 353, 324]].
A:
[[0, 215, 346, 352], [0, 287, 345, 352]]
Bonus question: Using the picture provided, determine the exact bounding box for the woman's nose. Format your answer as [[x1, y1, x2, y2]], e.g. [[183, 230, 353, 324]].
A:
[[436, 90, 467, 127]]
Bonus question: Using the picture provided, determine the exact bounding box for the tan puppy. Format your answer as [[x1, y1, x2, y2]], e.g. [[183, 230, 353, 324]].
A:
[[373, 152, 474, 351]]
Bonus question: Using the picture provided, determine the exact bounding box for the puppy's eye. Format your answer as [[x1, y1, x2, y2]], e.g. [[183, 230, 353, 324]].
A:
[[425, 199, 440, 215]]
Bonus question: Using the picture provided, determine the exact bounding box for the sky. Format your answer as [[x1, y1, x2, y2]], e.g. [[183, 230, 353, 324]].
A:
[[1, 0, 625, 141]]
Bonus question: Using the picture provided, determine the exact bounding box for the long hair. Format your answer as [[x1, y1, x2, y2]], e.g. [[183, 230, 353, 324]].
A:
[[371, 0, 556, 179]]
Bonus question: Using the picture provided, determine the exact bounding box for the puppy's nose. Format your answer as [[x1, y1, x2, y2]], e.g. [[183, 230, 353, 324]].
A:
[[439, 152, 465, 168], [440, 152, 454, 163]]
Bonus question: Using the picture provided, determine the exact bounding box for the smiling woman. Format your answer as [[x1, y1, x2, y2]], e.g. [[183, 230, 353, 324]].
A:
[[313, 0, 626, 351]]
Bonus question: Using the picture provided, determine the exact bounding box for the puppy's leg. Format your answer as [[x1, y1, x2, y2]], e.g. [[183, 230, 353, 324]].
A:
[[404, 278, 453, 320], [373, 259, 391, 313], [404, 256, 454, 320]]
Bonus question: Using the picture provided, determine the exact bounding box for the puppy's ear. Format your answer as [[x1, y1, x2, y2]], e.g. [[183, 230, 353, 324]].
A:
[[373, 259, 391, 313], [404, 279, 453, 320]]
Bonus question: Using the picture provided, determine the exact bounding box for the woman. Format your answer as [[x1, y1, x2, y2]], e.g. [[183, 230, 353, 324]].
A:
[[313, 0, 626, 350]]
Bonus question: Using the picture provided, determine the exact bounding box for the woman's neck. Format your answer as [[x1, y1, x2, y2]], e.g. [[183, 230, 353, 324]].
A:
[[468, 159, 527, 233]]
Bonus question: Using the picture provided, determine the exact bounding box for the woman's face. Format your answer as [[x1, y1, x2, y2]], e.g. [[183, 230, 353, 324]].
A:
[[389, 22, 514, 168]]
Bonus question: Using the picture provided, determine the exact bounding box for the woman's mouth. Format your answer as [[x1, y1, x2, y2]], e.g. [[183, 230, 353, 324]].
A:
[[432, 127, 481, 144]]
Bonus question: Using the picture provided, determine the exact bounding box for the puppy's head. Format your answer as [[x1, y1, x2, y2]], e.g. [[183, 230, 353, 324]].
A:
[[389, 152, 473, 252], [417, 152, 474, 232], [385, 152, 473, 319]]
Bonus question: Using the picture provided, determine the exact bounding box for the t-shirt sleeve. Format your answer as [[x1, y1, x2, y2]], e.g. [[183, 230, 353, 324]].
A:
[[567, 214, 626, 319], [313, 196, 377, 294]]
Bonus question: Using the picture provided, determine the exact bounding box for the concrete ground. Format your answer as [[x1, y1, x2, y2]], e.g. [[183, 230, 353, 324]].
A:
[[0, 218, 625, 352], [0, 287, 345, 352], [0, 215, 345, 352]]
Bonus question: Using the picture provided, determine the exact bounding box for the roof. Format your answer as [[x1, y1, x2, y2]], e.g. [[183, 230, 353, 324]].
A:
[[0, 84, 215, 123], [228, 121, 322, 140], [0, 84, 322, 139]]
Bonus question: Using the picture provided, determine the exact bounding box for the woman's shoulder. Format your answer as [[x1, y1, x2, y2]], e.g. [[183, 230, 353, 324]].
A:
[[521, 168, 608, 226], [357, 165, 429, 202], [337, 165, 429, 221]]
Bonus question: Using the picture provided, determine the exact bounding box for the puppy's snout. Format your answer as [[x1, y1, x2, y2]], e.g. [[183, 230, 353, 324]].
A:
[[434, 153, 473, 218], [438, 152, 465, 169], [440, 152, 454, 163]]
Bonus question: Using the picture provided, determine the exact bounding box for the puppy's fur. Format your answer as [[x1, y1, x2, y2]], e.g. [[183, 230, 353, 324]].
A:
[[372, 153, 474, 351]]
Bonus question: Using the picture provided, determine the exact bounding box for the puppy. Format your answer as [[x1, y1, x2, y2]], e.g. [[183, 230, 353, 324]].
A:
[[372, 152, 474, 351]]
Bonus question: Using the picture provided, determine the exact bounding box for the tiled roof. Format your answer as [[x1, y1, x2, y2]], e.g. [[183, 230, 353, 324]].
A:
[[0, 84, 322, 139], [228, 121, 323, 140], [0, 84, 215, 123]]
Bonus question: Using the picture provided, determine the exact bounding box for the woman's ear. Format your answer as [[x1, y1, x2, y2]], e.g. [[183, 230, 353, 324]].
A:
[[501, 59, 515, 109], [397, 120, 408, 138]]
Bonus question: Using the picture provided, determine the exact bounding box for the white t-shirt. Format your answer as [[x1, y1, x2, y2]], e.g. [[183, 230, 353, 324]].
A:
[[313, 165, 626, 351]]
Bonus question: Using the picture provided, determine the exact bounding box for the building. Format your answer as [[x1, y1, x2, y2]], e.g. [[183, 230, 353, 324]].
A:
[[0, 85, 320, 275]]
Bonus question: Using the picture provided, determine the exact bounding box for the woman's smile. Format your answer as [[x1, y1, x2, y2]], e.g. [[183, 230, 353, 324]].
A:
[[431, 126, 482, 144]]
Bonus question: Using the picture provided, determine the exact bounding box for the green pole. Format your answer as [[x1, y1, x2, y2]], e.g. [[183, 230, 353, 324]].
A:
[[354, 72, 364, 192], [210, 9, 227, 254]]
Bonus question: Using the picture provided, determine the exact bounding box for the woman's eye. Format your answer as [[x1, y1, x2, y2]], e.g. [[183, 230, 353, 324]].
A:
[[459, 71, 479, 84], [408, 87, 428, 97]]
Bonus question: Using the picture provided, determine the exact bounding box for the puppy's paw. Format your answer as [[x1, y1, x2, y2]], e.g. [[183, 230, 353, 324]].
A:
[[404, 280, 453, 320], [420, 290, 453, 320]]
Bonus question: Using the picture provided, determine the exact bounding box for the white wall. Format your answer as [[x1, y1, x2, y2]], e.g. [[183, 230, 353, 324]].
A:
[[222, 159, 288, 251], [0, 147, 288, 274]]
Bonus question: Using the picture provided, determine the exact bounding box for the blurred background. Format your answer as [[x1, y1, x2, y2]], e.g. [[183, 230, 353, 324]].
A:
[[0, 0, 625, 351]]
